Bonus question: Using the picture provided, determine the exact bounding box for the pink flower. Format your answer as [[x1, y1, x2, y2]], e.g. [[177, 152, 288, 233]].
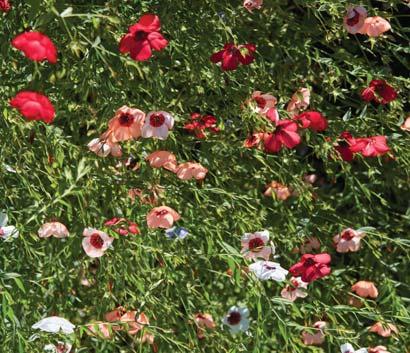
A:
[[241, 230, 273, 260], [38, 222, 69, 238], [286, 88, 310, 115], [289, 253, 331, 283], [243, 0, 263, 12], [249, 91, 278, 122], [87, 133, 122, 158], [175, 162, 208, 180], [0, 0, 11, 12], [369, 322, 398, 337], [146, 206, 180, 229], [368, 346, 390, 353], [104, 218, 140, 236], [107, 106, 145, 142], [360, 16, 391, 37], [263, 181, 292, 201], [263, 120, 301, 153], [243, 132, 264, 148], [333, 228, 365, 253], [299, 237, 321, 254], [82, 228, 114, 258], [12, 31, 57, 63], [194, 313, 216, 339], [141, 111, 174, 140], [401, 116, 410, 131], [146, 151, 178, 172], [343, 6, 367, 34], [349, 136, 390, 158], [351, 281, 378, 299], [302, 321, 327, 346], [281, 277, 308, 302], [294, 111, 328, 132], [86, 322, 113, 339], [210, 43, 256, 71]]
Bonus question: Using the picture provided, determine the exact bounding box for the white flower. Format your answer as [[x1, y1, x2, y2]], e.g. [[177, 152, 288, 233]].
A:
[[32, 316, 75, 334], [0, 212, 18, 240], [222, 306, 250, 334], [249, 260, 288, 281], [141, 111, 174, 140], [340, 343, 368, 353], [241, 230, 274, 260]]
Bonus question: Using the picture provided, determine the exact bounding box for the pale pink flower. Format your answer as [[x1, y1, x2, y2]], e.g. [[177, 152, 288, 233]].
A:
[[82, 228, 114, 258], [360, 16, 391, 37], [369, 322, 398, 337], [107, 105, 145, 142], [302, 321, 327, 346], [146, 206, 180, 229], [300, 237, 321, 254], [286, 88, 310, 115], [351, 281, 378, 299], [175, 162, 208, 180], [38, 222, 69, 238], [241, 230, 273, 260], [146, 150, 178, 172], [368, 346, 390, 353], [194, 313, 215, 339], [249, 91, 278, 122], [281, 277, 308, 302], [343, 6, 367, 34], [243, 0, 263, 12], [264, 181, 292, 201], [141, 111, 174, 140], [333, 228, 365, 253], [86, 322, 112, 339], [87, 132, 122, 157], [400, 116, 410, 131]]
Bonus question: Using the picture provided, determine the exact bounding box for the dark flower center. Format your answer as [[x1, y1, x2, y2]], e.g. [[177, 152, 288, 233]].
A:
[[342, 230, 355, 240], [119, 113, 135, 127], [254, 96, 267, 109], [227, 311, 241, 325], [90, 233, 104, 249], [156, 209, 168, 216], [304, 258, 316, 266], [135, 31, 148, 41], [248, 237, 265, 252], [290, 279, 299, 291], [0, 228, 4, 237], [149, 113, 165, 127], [346, 9, 360, 26]]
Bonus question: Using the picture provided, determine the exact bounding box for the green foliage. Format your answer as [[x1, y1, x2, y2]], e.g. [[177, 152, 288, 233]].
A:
[[0, 0, 409, 352]]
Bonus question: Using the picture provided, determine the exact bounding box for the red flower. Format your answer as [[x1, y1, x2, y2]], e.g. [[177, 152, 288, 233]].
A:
[[119, 14, 168, 61], [11, 31, 57, 63], [263, 120, 301, 153], [0, 0, 11, 12], [10, 91, 55, 124], [104, 217, 140, 236], [184, 113, 219, 138], [334, 132, 355, 162], [361, 80, 397, 104], [294, 111, 328, 132], [210, 43, 256, 71], [289, 253, 331, 283], [243, 132, 264, 148], [349, 135, 390, 157]]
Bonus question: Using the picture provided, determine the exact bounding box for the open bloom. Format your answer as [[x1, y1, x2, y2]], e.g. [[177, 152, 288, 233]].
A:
[[107, 106, 145, 142], [294, 111, 328, 132], [184, 113, 219, 139], [349, 136, 390, 158], [340, 343, 368, 353], [165, 226, 189, 240], [281, 277, 308, 301], [369, 322, 398, 337], [286, 88, 310, 115], [263, 181, 292, 200], [38, 222, 69, 238], [249, 261, 288, 281], [368, 346, 390, 353], [302, 321, 327, 346], [351, 281, 378, 299], [289, 253, 331, 283], [222, 306, 250, 334], [243, 0, 263, 12], [147, 206, 180, 229], [263, 120, 301, 153], [210, 43, 256, 71], [175, 162, 208, 180], [32, 317, 75, 334], [343, 6, 367, 34], [361, 80, 397, 104], [104, 218, 139, 236], [12, 31, 57, 63], [0, 0, 11, 12], [0, 212, 18, 240], [82, 228, 114, 258], [141, 111, 174, 139], [360, 16, 391, 37], [119, 14, 168, 61], [241, 230, 273, 260], [194, 313, 215, 339], [43, 342, 72, 353], [333, 228, 366, 253], [87, 133, 122, 158], [248, 91, 278, 122], [10, 91, 55, 123], [146, 151, 178, 172]]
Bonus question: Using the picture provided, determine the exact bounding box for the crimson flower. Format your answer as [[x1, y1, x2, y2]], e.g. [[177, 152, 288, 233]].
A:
[[184, 113, 219, 138], [289, 253, 331, 283], [11, 31, 57, 63], [10, 91, 55, 124], [119, 14, 168, 61], [263, 120, 301, 153], [361, 80, 397, 104], [294, 111, 328, 132], [349, 136, 390, 157], [0, 0, 11, 12], [210, 43, 256, 71], [104, 217, 140, 236], [334, 131, 355, 162]]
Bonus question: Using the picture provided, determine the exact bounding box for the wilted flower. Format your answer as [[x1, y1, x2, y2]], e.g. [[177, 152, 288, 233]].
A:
[[369, 322, 398, 337], [302, 321, 327, 346], [361, 80, 397, 105], [146, 150, 178, 172], [147, 206, 180, 229], [243, 0, 263, 12], [343, 6, 367, 34], [287, 88, 310, 115], [175, 162, 208, 180], [43, 342, 72, 353], [249, 261, 288, 281], [401, 116, 410, 131], [86, 322, 113, 339], [351, 281, 378, 299], [263, 181, 292, 201], [368, 346, 390, 353], [184, 113, 219, 138], [333, 228, 366, 253], [38, 222, 69, 238], [281, 277, 308, 301], [194, 313, 215, 339], [243, 132, 264, 148], [0, 212, 18, 240], [222, 306, 250, 334], [141, 111, 174, 140], [165, 226, 189, 239], [104, 218, 139, 236], [88, 133, 122, 158], [32, 317, 75, 334], [248, 91, 279, 122], [82, 228, 114, 258], [299, 237, 321, 254], [241, 230, 273, 260]]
